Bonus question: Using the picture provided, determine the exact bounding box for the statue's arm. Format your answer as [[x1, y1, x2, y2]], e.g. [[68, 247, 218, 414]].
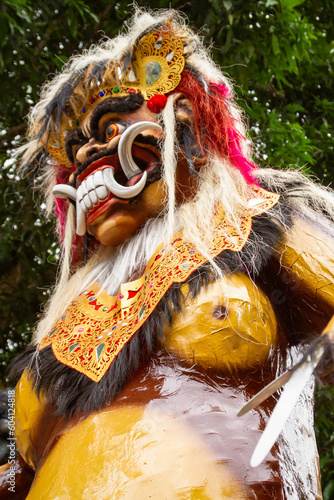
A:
[[278, 216, 334, 313], [278, 216, 334, 377]]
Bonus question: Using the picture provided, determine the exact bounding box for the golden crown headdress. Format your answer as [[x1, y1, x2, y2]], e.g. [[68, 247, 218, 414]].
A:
[[47, 25, 185, 168]]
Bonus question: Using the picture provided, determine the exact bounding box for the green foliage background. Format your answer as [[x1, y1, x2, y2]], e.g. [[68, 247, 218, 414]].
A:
[[0, 0, 333, 496]]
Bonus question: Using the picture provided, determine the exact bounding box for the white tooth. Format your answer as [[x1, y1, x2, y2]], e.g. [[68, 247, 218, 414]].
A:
[[93, 170, 104, 187], [83, 193, 93, 211], [77, 184, 83, 202], [78, 183, 88, 202], [86, 173, 95, 192], [76, 199, 86, 236], [83, 178, 97, 206], [81, 179, 89, 197], [96, 185, 109, 200], [88, 189, 98, 205], [79, 199, 87, 213]]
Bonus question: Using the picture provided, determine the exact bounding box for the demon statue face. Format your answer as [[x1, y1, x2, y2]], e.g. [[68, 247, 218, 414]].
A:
[[21, 17, 257, 260], [40, 26, 200, 247], [62, 101, 165, 246]]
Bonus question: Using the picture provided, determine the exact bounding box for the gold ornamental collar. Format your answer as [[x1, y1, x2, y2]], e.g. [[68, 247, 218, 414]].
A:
[[40, 187, 279, 382]]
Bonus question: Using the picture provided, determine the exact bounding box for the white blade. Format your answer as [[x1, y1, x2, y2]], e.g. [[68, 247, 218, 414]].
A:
[[250, 362, 315, 468], [250, 339, 326, 468], [237, 368, 294, 417]]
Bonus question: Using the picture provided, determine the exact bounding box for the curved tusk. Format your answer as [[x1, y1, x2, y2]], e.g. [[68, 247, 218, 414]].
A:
[[52, 184, 86, 235], [102, 168, 147, 199], [52, 184, 77, 202], [118, 121, 162, 179], [76, 199, 87, 236]]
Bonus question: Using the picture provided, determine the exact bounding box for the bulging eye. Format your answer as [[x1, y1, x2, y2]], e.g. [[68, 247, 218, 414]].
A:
[[105, 122, 125, 141]]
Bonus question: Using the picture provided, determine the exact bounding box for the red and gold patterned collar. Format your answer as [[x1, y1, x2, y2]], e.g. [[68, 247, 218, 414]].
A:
[[40, 187, 279, 382]]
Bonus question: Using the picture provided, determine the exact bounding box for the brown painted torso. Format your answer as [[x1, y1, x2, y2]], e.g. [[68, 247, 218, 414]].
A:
[[13, 217, 334, 499], [17, 346, 321, 499]]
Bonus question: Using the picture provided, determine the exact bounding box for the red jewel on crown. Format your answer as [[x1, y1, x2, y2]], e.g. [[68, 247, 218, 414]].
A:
[[147, 94, 167, 113]]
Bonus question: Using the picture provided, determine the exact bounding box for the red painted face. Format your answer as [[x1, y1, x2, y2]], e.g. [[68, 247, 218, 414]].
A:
[[65, 98, 197, 247]]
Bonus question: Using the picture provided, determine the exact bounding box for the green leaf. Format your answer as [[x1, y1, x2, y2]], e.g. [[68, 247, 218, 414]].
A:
[[223, 0, 233, 10], [67, 12, 79, 37], [265, 0, 279, 6], [0, 16, 8, 47], [323, 480, 334, 500], [285, 103, 305, 112], [280, 0, 306, 9], [271, 34, 280, 55]]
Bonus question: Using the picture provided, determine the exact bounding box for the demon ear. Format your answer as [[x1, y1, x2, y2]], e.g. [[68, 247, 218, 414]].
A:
[[174, 95, 194, 126], [174, 94, 206, 174]]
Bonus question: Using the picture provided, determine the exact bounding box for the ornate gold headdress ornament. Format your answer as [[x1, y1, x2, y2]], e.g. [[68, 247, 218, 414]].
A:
[[47, 26, 185, 168]]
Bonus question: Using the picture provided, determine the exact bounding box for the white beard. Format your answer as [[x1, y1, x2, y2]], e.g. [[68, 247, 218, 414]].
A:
[[80, 215, 179, 296]]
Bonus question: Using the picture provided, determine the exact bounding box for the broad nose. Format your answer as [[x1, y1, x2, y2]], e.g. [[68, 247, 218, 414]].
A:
[[75, 138, 106, 164]]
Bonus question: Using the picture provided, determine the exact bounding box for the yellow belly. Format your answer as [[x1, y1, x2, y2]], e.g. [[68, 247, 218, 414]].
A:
[[26, 405, 246, 500]]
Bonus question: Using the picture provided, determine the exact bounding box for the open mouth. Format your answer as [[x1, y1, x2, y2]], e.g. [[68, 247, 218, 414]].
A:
[[52, 121, 163, 236], [76, 143, 161, 222]]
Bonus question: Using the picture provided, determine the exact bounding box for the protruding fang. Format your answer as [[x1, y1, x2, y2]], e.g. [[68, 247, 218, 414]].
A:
[[52, 184, 85, 235], [79, 199, 87, 212], [76, 199, 87, 236], [52, 184, 77, 202], [118, 121, 162, 180], [102, 168, 147, 199]]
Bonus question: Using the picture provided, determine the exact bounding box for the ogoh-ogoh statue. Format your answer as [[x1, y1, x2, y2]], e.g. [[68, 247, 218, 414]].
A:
[[1, 8, 333, 499]]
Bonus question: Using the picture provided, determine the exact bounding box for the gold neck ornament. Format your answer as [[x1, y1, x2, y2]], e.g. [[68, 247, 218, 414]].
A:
[[39, 187, 280, 382]]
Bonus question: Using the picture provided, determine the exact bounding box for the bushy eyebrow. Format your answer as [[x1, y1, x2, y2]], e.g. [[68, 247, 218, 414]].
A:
[[64, 93, 145, 162], [88, 94, 144, 136]]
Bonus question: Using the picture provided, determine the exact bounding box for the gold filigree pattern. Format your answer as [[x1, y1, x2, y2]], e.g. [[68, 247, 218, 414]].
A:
[[125, 29, 185, 99], [47, 27, 185, 167], [39, 187, 280, 382]]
